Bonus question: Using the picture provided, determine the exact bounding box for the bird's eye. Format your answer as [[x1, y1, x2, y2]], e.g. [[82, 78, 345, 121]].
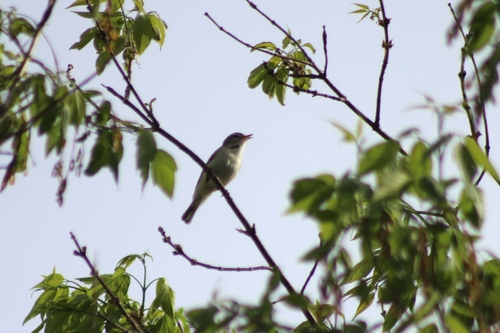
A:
[[232, 134, 241, 139]]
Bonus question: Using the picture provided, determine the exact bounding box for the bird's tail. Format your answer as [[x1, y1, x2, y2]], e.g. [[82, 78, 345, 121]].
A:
[[181, 204, 197, 224], [182, 195, 205, 224]]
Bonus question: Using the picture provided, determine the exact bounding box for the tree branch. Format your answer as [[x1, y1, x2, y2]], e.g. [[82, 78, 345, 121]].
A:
[[375, 0, 392, 127], [207, 1, 407, 156], [448, 3, 490, 187], [158, 227, 272, 272], [70, 233, 144, 333], [322, 26, 328, 74], [91, 7, 324, 327], [300, 239, 322, 295], [204, 12, 311, 67]]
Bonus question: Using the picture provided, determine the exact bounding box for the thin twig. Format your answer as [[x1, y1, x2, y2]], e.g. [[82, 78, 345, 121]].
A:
[[70, 233, 144, 333], [448, 3, 490, 186], [300, 239, 322, 295], [8, 0, 57, 89], [158, 227, 272, 272], [322, 26, 328, 74], [204, 12, 311, 67], [84, 0, 158, 129], [375, 0, 392, 127]]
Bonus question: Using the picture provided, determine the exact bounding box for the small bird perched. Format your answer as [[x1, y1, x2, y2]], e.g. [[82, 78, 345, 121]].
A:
[[182, 132, 252, 224]]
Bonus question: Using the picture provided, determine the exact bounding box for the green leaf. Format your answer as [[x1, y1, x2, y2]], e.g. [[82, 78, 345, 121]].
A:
[[412, 176, 446, 203], [352, 3, 369, 10], [353, 291, 374, 319], [24, 275, 68, 325], [66, 0, 105, 8], [302, 42, 316, 54], [262, 75, 276, 98], [457, 142, 477, 182], [341, 257, 373, 285], [95, 51, 112, 75], [358, 141, 400, 176], [96, 100, 111, 125], [382, 304, 405, 332], [187, 306, 218, 331], [464, 137, 500, 184], [14, 131, 29, 172], [310, 303, 335, 322], [132, 0, 146, 13], [459, 184, 483, 228], [38, 104, 60, 135], [147, 14, 168, 48], [275, 67, 289, 106], [85, 139, 107, 176], [134, 15, 155, 54], [66, 90, 86, 126], [247, 63, 268, 89], [151, 149, 177, 198], [330, 122, 356, 142], [288, 175, 335, 214], [85, 129, 122, 181], [251, 41, 277, 52], [70, 28, 95, 50], [151, 278, 175, 318], [32, 272, 65, 289], [116, 254, 142, 269], [10, 18, 35, 36], [420, 324, 438, 333], [409, 141, 432, 178], [468, 2, 496, 52], [343, 323, 368, 333], [282, 33, 291, 49], [282, 294, 310, 310], [136, 130, 157, 188], [445, 314, 470, 333], [483, 259, 500, 277]]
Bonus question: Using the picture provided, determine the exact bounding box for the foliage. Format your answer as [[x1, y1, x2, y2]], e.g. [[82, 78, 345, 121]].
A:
[[0, 1, 174, 204], [248, 33, 316, 106], [1, 0, 499, 332], [24, 253, 189, 333]]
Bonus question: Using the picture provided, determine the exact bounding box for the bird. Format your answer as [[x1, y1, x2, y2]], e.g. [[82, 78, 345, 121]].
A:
[[181, 132, 252, 224]]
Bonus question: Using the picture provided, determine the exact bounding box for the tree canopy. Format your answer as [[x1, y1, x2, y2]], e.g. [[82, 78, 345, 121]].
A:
[[1, 0, 500, 332]]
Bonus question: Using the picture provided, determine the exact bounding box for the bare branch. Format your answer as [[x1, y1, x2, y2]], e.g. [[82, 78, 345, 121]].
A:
[[322, 26, 328, 74], [375, 0, 392, 127], [158, 227, 272, 272], [300, 238, 322, 295], [203, 12, 311, 67]]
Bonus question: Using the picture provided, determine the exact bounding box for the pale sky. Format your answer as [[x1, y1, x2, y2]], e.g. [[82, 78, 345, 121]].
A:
[[2, 0, 499, 331]]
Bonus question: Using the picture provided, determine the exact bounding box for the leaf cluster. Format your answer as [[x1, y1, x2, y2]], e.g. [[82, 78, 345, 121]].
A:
[[0, 5, 175, 202], [24, 254, 188, 333], [287, 134, 500, 331], [68, 0, 167, 74], [247, 33, 316, 106]]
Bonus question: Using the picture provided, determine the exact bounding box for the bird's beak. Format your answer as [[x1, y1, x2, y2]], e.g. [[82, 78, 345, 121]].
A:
[[243, 134, 253, 141]]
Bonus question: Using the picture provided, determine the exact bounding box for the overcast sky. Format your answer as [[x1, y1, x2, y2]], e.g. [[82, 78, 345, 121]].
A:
[[2, 0, 499, 331]]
